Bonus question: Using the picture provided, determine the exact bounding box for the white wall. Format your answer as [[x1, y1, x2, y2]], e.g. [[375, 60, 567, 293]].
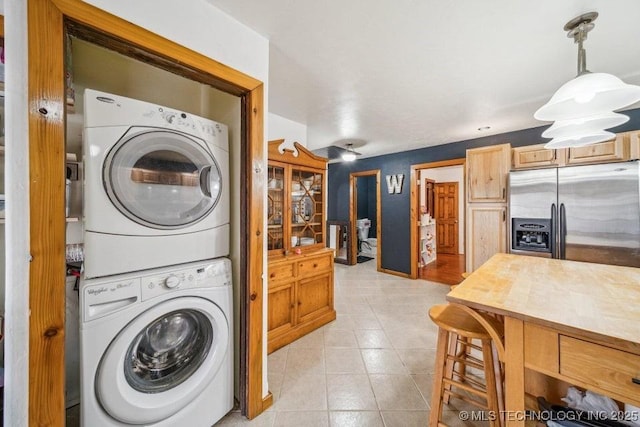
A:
[[269, 112, 307, 148], [5, 1, 31, 425], [420, 166, 465, 254], [5, 2, 270, 424]]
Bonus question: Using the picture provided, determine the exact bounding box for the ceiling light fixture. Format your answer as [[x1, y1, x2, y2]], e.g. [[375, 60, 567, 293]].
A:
[[341, 143, 357, 162], [535, 12, 640, 148]]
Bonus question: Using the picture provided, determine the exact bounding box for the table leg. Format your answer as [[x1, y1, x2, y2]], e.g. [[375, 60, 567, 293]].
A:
[[504, 317, 525, 427]]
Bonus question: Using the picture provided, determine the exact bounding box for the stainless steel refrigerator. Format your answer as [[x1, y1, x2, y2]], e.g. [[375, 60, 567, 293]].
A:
[[509, 160, 640, 267]]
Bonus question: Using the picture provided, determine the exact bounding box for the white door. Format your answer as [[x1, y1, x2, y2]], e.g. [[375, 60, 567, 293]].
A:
[[104, 129, 223, 229], [95, 296, 229, 425]]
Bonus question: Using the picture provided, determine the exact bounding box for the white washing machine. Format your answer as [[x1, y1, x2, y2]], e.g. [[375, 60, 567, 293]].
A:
[[83, 89, 230, 278], [80, 258, 233, 426]]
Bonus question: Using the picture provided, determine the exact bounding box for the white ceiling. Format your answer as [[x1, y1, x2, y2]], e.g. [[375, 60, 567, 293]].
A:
[[207, 0, 640, 158]]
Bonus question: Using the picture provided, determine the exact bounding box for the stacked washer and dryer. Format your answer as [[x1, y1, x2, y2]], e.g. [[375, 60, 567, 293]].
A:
[[80, 89, 234, 426]]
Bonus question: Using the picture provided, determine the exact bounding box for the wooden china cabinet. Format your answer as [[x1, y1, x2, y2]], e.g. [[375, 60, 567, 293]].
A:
[[266, 140, 336, 353]]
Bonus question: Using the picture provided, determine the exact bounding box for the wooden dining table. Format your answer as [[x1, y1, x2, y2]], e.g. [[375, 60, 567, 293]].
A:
[[447, 253, 640, 426]]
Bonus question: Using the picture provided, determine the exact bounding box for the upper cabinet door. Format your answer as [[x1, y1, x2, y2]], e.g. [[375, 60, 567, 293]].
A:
[[511, 143, 565, 170], [267, 140, 328, 256], [267, 163, 286, 255], [466, 143, 511, 203], [566, 133, 630, 165]]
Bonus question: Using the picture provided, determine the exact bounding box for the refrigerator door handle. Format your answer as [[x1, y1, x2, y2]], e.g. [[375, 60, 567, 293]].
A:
[[559, 203, 566, 260], [550, 203, 557, 258]]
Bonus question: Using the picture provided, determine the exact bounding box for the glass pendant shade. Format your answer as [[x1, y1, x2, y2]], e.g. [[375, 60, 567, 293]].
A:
[[535, 73, 640, 121], [341, 152, 356, 161], [544, 130, 615, 149], [342, 143, 357, 161], [541, 112, 629, 139]]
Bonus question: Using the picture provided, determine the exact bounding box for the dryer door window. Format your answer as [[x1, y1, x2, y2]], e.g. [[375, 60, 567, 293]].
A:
[[95, 297, 229, 425], [104, 129, 223, 229]]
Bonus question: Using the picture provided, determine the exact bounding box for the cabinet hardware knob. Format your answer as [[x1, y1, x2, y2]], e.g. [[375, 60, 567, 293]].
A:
[[633, 377, 640, 385], [298, 301, 302, 306], [270, 273, 275, 278], [38, 107, 48, 115], [313, 263, 318, 268], [250, 293, 257, 301], [290, 304, 295, 309]]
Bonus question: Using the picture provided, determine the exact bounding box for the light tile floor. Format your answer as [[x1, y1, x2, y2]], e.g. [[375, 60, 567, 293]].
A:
[[216, 259, 486, 427]]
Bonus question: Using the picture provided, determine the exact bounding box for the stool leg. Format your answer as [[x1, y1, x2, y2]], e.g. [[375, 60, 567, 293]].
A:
[[442, 332, 458, 404], [481, 338, 500, 427], [492, 344, 505, 426], [430, 327, 449, 427]]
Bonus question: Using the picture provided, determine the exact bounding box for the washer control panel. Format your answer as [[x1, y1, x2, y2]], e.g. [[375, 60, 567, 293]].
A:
[[140, 259, 232, 301], [81, 259, 232, 322]]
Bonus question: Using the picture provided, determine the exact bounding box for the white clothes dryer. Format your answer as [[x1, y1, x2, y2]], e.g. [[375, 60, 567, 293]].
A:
[[80, 258, 233, 426], [83, 89, 230, 278]]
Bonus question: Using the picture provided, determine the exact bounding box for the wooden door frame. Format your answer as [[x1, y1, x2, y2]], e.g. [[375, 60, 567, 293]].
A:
[[434, 181, 460, 255], [349, 170, 381, 271], [28, 0, 266, 424], [409, 158, 465, 279]]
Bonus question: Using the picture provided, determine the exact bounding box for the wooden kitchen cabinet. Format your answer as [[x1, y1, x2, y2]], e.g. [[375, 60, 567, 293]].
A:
[[631, 131, 640, 160], [565, 132, 630, 165], [267, 140, 335, 353], [465, 144, 510, 272], [267, 249, 336, 353], [466, 205, 507, 272], [511, 143, 565, 169], [467, 143, 511, 203]]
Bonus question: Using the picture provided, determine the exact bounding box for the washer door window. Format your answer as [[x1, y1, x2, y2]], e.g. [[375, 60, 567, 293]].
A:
[[124, 309, 212, 394], [96, 297, 229, 425], [104, 129, 222, 229]]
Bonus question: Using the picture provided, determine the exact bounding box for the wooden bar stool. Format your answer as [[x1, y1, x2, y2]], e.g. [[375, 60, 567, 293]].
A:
[[429, 304, 504, 427]]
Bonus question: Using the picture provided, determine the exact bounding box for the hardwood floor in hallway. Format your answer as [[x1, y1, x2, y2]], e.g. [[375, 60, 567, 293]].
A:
[[418, 253, 465, 285]]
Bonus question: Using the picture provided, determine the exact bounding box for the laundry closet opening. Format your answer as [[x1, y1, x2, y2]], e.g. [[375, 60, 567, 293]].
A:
[[65, 36, 244, 421]]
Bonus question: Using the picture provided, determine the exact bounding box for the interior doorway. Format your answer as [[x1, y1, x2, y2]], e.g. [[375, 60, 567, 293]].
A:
[[349, 170, 381, 270], [409, 159, 465, 284]]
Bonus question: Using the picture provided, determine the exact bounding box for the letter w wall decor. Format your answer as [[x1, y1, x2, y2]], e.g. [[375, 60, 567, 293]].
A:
[[386, 174, 404, 194]]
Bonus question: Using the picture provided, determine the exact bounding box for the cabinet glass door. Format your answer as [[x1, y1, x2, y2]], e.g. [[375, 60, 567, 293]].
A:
[[291, 168, 323, 248], [267, 165, 285, 252]]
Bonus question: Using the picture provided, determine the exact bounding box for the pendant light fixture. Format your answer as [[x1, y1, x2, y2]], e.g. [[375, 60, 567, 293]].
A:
[[341, 143, 357, 161], [535, 12, 640, 148]]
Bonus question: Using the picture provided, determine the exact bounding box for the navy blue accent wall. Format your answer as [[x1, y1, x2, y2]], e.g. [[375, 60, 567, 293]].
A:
[[327, 110, 640, 274]]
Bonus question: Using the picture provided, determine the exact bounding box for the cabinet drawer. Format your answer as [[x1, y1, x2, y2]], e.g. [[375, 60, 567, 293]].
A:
[[559, 336, 640, 403], [298, 254, 331, 277], [268, 262, 294, 283]]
